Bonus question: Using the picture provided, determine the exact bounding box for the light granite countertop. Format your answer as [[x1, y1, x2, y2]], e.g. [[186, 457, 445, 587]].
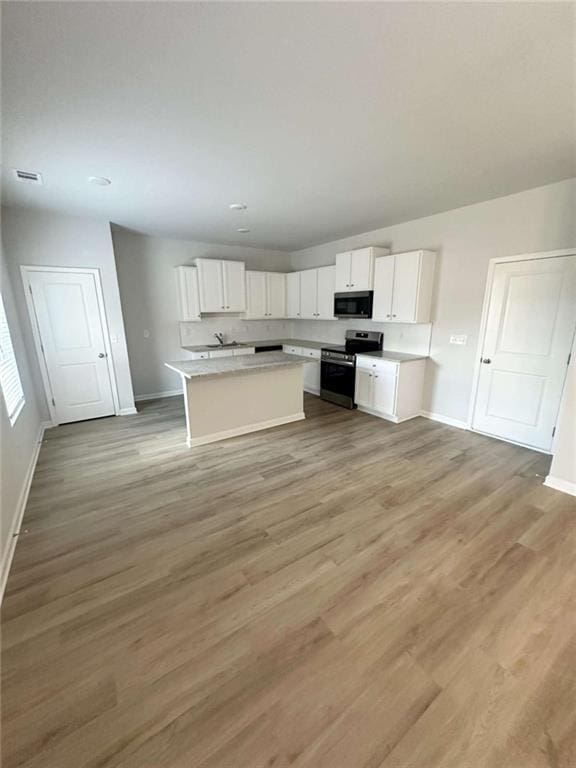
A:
[[358, 350, 428, 362], [182, 339, 429, 362], [166, 351, 311, 379]]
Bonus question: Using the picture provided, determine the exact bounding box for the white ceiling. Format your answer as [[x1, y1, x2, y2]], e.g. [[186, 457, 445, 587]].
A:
[[2, 2, 575, 251]]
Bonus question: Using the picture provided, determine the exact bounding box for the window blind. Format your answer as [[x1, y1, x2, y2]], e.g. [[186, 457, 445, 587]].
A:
[[0, 294, 25, 425]]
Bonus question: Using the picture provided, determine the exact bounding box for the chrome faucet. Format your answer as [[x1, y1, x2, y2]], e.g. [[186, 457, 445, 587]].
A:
[[214, 332, 225, 346]]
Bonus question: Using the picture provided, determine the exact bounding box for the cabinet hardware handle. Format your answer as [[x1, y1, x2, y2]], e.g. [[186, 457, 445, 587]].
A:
[[98, 352, 106, 358], [392, 314, 397, 318], [386, 314, 391, 318], [481, 358, 492, 364]]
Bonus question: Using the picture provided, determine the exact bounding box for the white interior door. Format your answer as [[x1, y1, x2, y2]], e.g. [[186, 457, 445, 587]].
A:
[[472, 255, 576, 451], [27, 270, 116, 424]]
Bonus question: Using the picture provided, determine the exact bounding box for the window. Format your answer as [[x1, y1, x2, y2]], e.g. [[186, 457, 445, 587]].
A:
[[0, 294, 25, 425]]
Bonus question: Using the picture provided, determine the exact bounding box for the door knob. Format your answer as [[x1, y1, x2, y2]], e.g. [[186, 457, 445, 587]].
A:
[[481, 358, 492, 364], [98, 352, 106, 358]]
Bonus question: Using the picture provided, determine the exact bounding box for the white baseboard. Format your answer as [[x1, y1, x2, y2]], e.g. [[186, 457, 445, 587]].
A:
[[118, 406, 138, 415], [134, 389, 182, 403], [0, 421, 46, 603], [544, 475, 576, 497], [420, 410, 469, 430], [187, 412, 305, 448]]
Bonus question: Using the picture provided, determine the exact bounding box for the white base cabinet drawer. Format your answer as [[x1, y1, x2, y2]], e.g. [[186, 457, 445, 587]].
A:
[[355, 358, 426, 422]]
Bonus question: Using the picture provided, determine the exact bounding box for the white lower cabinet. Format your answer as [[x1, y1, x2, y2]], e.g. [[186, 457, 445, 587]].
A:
[[283, 345, 321, 395], [355, 356, 426, 422]]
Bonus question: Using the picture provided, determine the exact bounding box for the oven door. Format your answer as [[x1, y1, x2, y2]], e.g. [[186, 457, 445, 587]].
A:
[[333, 291, 373, 319], [320, 359, 356, 408]]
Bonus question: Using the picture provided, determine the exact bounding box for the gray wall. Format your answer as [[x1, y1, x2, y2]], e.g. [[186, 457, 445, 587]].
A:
[[0, 242, 42, 593], [112, 227, 292, 398], [2, 208, 136, 419], [290, 179, 576, 424]]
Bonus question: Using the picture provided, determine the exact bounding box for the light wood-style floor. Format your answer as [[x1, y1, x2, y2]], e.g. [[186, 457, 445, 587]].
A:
[[2, 395, 576, 768]]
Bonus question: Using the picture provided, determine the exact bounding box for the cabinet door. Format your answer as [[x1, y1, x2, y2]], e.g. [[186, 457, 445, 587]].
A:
[[176, 267, 200, 321], [372, 372, 397, 414], [349, 248, 374, 291], [300, 269, 318, 318], [372, 256, 394, 321], [267, 273, 286, 318], [354, 368, 373, 407], [197, 259, 224, 312], [246, 271, 267, 318], [286, 273, 301, 318], [223, 261, 246, 312], [335, 252, 352, 292], [316, 265, 335, 319], [391, 251, 420, 322]]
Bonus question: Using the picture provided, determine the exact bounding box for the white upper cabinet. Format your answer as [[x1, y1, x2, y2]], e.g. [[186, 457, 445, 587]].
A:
[[266, 273, 286, 318], [335, 247, 389, 292], [286, 272, 301, 318], [195, 258, 246, 313], [245, 271, 286, 318], [372, 250, 436, 324], [299, 269, 318, 319], [316, 265, 335, 319], [246, 271, 267, 318], [196, 258, 223, 312], [176, 266, 201, 321], [222, 260, 246, 312]]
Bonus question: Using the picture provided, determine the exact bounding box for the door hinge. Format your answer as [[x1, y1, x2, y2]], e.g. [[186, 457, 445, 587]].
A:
[[552, 426, 556, 437], [51, 397, 55, 406]]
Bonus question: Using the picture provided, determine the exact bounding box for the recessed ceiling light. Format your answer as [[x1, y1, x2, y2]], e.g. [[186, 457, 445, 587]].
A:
[[237, 227, 250, 233], [229, 203, 247, 211], [89, 176, 112, 186]]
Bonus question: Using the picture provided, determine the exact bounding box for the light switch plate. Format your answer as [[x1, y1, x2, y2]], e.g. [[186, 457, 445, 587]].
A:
[[450, 334, 467, 345]]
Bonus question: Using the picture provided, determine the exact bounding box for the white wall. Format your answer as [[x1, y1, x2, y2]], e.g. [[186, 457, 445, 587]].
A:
[[2, 208, 136, 419], [0, 242, 43, 598], [290, 179, 576, 424], [547, 335, 576, 496], [112, 227, 292, 398]]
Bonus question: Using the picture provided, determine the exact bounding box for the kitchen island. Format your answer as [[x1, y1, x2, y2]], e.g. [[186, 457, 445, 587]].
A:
[[165, 351, 309, 447]]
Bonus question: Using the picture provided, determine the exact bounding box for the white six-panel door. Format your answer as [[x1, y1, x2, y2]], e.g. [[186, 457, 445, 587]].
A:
[[472, 255, 576, 451], [26, 269, 116, 424]]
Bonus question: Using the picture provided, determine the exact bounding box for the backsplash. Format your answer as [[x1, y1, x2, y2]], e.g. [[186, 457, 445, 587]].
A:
[[290, 319, 432, 355], [180, 317, 292, 346], [181, 316, 431, 355]]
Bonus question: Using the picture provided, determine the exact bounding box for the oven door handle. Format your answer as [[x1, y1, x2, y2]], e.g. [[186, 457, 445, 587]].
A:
[[321, 359, 355, 367]]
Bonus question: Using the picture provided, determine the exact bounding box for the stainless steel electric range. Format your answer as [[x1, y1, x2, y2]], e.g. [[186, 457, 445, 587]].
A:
[[320, 330, 383, 409]]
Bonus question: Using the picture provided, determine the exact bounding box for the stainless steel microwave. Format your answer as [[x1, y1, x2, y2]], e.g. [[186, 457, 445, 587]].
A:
[[333, 291, 373, 319]]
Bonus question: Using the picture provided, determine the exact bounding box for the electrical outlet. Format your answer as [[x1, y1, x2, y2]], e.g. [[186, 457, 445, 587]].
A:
[[450, 334, 467, 345]]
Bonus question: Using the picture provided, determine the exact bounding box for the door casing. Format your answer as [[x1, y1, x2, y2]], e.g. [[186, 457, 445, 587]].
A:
[[20, 265, 121, 426], [469, 248, 576, 454]]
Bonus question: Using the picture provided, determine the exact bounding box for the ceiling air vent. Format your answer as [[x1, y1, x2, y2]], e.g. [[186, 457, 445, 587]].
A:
[[12, 169, 43, 185]]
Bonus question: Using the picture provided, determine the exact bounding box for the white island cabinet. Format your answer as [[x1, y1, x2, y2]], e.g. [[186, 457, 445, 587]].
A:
[[165, 352, 308, 447], [195, 258, 246, 313], [355, 354, 427, 422]]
